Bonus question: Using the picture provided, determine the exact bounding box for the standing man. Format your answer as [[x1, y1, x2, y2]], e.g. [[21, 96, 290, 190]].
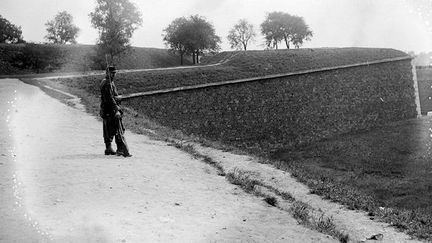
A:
[[100, 66, 132, 157]]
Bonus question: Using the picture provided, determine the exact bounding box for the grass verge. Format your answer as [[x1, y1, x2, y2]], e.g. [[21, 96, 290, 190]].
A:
[[170, 142, 225, 176], [225, 168, 349, 242]]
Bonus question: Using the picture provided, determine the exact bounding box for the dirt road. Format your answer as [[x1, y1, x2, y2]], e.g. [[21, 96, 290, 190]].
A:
[[0, 78, 335, 242]]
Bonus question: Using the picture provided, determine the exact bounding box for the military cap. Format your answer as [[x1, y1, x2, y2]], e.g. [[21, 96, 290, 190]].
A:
[[107, 66, 117, 73]]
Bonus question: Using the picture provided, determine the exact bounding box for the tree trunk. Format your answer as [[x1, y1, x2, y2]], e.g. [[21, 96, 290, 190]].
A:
[[243, 42, 247, 51], [284, 36, 290, 49], [180, 53, 184, 65], [192, 52, 196, 65], [196, 51, 199, 64], [110, 53, 114, 66]]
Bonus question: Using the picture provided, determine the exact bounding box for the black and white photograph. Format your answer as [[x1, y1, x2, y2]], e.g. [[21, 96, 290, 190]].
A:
[[0, 0, 431, 242]]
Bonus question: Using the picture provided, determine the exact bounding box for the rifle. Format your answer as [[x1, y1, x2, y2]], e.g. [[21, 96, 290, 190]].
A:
[[105, 54, 112, 84]]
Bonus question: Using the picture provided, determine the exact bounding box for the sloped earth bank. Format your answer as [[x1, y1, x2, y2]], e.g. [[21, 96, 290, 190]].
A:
[[0, 79, 336, 242], [188, 145, 424, 243]]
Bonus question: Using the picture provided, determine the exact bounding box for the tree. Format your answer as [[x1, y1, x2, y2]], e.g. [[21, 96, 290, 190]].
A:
[[290, 17, 313, 48], [163, 15, 221, 65], [261, 12, 312, 49], [89, 0, 142, 65], [260, 12, 284, 49], [0, 15, 24, 43], [227, 19, 256, 51], [188, 15, 221, 64], [45, 11, 80, 44], [162, 17, 190, 65]]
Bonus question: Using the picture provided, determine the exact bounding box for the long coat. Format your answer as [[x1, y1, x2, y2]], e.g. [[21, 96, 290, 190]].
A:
[[100, 78, 125, 139]]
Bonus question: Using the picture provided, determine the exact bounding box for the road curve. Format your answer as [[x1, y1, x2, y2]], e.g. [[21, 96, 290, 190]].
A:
[[0, 78, 335, 242]]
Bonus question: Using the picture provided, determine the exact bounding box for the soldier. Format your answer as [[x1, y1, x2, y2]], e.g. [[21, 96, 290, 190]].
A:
[[100, 66, 132, 157]]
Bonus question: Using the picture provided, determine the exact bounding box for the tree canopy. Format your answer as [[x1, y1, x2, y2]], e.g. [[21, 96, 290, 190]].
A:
[[45, 11, 80, 44], [0, 15, 24, 44], [261, 12, 312, 49], [163, 15, 221, 65], [227, 19, 256, 51], [89, 0, 142, 64], [163, 17, 190, 65]]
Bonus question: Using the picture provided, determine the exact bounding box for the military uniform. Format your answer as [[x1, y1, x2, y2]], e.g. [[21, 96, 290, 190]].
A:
[[100, 66, 131, 157]]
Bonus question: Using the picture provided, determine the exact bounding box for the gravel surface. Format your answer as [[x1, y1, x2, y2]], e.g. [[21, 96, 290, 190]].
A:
[[0, 78, 336, 242]]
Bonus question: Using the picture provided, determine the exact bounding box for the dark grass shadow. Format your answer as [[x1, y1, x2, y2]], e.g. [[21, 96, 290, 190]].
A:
[[271, 116, 432, 240]]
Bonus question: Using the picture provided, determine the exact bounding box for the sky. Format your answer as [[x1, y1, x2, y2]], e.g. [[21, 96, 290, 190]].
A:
[[1, 0, 432, 53]]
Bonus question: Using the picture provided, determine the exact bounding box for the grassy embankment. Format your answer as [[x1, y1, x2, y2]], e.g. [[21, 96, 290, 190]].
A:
[[0, 43, 188, 75], [40, 47, 408, 94], [29, 48, 432, 241]]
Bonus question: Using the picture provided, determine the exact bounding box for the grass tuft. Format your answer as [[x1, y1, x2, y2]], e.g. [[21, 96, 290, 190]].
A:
[[290, 201, 349, 243], [291, 201, 311, 223], [226, 168, 262, 192], [263, 196, 278, 206]]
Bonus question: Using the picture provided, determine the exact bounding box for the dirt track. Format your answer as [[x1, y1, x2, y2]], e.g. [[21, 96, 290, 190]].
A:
[[0, 78, 336, 242]]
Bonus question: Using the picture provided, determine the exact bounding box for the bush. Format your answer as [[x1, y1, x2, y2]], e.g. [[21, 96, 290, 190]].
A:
[[0, 43, 186, 74], [11, 43, 65, 72]]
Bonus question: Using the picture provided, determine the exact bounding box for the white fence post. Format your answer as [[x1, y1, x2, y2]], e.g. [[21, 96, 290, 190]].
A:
[[411, 60, 422, 117]]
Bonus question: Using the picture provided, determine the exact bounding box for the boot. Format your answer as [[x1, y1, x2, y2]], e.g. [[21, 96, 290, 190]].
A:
[[116, 146, 132, 157], [116, 150, 132, 157], [115, 135, 132, 157], [104, 143, 116, 155]]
